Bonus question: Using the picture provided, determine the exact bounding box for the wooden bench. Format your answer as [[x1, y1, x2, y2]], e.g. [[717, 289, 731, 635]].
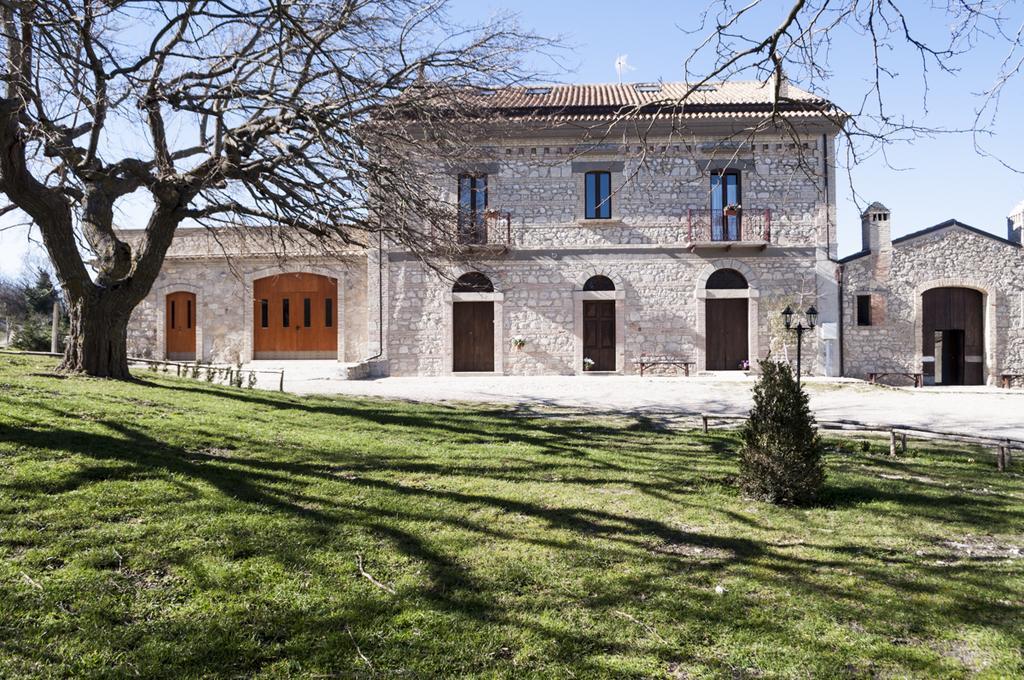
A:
[[635, 357, 695, 377], [1000, 374, 1024, 388], [868, 372, 923, 388]]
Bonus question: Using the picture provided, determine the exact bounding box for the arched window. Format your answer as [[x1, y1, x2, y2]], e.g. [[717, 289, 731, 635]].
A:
[[706, 268, 748, 290], [453, 272, 494, 293], [583, 275, 615, 291]]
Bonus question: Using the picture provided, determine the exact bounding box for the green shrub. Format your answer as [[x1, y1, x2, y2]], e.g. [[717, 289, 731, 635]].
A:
[[738, 359, 825, 505], [11, 315, 51, 351]]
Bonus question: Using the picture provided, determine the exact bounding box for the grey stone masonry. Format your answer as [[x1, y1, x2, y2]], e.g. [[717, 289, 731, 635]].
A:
[[841, 208, 1024, 386], [122, 228, 369, 364], [384, 125, 841, 377]]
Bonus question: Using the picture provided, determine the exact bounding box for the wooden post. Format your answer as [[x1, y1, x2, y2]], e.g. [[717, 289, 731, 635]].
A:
[[702, 415, 709, 433], [1006, 443, 1013, 471], [900, 432, 908, 454], [890, 430, 898, 456], [278, 371, 284, 392], [50, 302, 60, 353], [997, 445, 1006, 472]]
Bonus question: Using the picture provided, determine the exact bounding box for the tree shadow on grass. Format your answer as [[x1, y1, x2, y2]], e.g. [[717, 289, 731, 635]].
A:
[[3, 378, 1024, 676]]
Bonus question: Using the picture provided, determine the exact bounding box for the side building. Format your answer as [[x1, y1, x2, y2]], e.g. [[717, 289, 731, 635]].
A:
[[841, 203, 1024, 386]]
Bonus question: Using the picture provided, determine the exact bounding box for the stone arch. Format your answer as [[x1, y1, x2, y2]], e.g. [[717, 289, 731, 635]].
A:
[[695, 258, 758, 292], [575, 269, 625, 291], [451, 264, 504, 292], [243, 265, 346, 362], [912, 277, 998, 385]]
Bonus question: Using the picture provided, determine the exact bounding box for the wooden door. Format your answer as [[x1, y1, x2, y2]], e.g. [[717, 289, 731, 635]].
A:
[[922, 287, 983, 385], [705, 298, 748, 370], [583, 300, 616, 371], [453, 301, 494, 372], [165, 292, 196, 360], [253, 274, 338, 359]]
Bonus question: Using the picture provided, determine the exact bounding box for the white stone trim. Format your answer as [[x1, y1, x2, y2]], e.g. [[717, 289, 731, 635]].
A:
[[445, 289, 504, 375], [243, 266, 346, 362], [694, 260, 761, 372], [153, 281, 203, 361], [572, 289, 626, 374], [911, 278, 998, 385]]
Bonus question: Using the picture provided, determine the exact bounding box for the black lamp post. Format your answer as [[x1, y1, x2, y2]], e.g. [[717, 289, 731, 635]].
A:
[[781, 305, 818, 387]]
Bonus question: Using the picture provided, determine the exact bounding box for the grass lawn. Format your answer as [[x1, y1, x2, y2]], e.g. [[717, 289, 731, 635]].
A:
[[0, 355, 1022, 678]]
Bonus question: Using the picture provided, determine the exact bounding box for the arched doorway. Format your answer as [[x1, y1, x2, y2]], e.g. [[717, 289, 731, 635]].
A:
[[452, 272, 495, 372], [253, 273, 337, 359], [705, 268, 749, 370], [922, 287, 984, 385], [582, 275, 616, 371], [166, 291, 196, 361]]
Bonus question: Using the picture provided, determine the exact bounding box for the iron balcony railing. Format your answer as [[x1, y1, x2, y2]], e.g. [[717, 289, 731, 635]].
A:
[[686, 208, 773, 244], [456, 209, 513, 247]]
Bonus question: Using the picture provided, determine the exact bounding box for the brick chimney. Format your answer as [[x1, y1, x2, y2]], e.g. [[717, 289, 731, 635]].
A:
[[861, 201, 892, 254], [1009, 200, 1024, 244]]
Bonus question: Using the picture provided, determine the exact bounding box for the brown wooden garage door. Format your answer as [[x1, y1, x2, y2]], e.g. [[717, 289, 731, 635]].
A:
[[706, 298, 748, 370], [453, 301, 494, 372], [166, 291, 196, 361], [253, 273, 337, 359], [922, 287, 984, 385]]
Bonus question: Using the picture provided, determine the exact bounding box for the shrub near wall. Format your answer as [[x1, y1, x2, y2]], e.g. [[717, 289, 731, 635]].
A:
[[738, 359, 825, 505]]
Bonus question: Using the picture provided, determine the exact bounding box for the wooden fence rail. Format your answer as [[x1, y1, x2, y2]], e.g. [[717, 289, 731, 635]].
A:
[[699, 412, 1019, 471], [0, 350, 285, 392]]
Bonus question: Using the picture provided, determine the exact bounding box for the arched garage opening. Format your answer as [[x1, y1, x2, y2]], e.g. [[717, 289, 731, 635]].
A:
[[705, 268, 749, 370], [253, 273, 337, 359], [452, 272, 495, 372], [922, 287, 984, 385]]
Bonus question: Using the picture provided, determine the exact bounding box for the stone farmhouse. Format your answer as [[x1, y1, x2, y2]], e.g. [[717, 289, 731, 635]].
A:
[[124, 81, 1024, 386]]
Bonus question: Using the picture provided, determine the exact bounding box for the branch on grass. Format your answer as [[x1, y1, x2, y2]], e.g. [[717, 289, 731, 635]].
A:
[[356, 554, 396, 595]]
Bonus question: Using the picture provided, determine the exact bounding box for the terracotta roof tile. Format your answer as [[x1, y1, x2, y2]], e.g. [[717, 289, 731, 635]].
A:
[[474, 80, 842, 121]]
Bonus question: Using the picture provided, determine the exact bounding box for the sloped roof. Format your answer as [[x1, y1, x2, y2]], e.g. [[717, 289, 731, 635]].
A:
[[471, 80, 844, 122], [840, 219, 1020, 262]]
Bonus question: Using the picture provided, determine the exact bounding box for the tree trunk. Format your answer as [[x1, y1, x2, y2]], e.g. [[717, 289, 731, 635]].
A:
[[59, 290, 132, 379]]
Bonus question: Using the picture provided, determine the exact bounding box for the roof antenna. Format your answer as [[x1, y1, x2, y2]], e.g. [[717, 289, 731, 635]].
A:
[[614, 54, 633, 84]]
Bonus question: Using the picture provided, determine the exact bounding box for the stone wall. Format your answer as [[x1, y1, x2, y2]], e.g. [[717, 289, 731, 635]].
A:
[[430, 134, 837, 253], [842, 226, 1024, 384], [128, 255, 369, 364], [386, 249, 827, 376]]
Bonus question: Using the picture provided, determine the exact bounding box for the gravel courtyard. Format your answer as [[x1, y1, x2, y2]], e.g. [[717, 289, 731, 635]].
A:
[[249, 362, 1024, 440]]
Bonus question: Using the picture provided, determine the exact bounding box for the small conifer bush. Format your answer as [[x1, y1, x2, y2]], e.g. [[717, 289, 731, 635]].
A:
[[738, 359, 825, 505]]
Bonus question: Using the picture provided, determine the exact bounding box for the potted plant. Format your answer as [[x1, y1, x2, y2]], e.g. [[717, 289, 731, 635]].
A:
[[723, 203, 741, 217], [583, 357, 596, 371], [510, 335, 527, 350]]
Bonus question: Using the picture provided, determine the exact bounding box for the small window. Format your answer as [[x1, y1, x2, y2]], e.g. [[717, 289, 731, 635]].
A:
[[857, 295, 872, 326], [186, 299, 192, 329], [325, 298, 334, 328], [583, 275, 615, 291], [260, 300, 269, 328], [303, 298, 312, 327], [282, 298, 290, 328], [706, 268, 748, 289], [585, 171, 611, 220], [453, 272, 494, 293], [170, 301, 176, 330]]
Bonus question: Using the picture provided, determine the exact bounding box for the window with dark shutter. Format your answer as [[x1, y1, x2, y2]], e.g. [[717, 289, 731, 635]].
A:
[[584, 171, 611, 219], [857, 295, 872, 326]]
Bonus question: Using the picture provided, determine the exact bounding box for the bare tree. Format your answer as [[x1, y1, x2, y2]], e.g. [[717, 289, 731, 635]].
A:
[[0, 0, 553, 377], [675, 1, 1024, 185]]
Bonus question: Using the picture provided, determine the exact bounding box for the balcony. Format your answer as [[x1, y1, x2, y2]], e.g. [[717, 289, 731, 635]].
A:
[[686, 208, 773, 250]]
